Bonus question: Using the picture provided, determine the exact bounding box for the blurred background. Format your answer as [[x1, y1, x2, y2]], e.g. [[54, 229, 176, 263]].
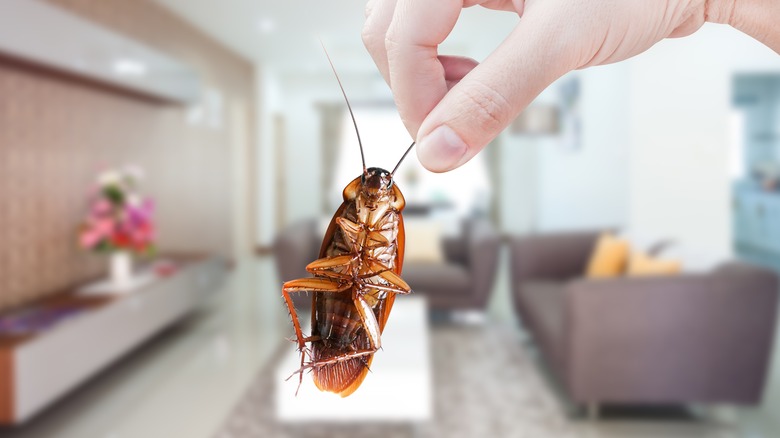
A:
[[1, 0, 780, 437]]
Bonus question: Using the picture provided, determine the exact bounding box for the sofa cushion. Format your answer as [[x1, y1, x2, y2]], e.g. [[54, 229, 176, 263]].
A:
[[402, 262, 471, 298], [516, 281, 567, 375], [627, 251, 682, 276]]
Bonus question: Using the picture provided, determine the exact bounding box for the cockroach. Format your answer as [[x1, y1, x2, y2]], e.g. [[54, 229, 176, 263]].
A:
[[281, 50, 415, 397]]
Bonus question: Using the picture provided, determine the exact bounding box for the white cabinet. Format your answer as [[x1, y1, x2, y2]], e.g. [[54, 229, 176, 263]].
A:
[[0, 256, 228, 424], [734, 190, 780, 254]]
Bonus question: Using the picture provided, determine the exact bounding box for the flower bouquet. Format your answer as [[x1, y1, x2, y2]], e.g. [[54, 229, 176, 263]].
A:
[[79, 166, 155, 286]]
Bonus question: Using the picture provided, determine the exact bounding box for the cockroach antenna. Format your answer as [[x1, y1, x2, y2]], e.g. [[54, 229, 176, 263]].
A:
[[391, 141, 416, 176], [320, 41, 366, 174]]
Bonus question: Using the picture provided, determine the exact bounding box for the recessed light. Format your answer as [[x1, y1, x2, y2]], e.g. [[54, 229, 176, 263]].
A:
[[257, 18, 275, 34], [112, 58, 147, 76]]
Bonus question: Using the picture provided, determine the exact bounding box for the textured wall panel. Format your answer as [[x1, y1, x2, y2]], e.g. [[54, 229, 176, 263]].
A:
[[0, 0, 254, 311]]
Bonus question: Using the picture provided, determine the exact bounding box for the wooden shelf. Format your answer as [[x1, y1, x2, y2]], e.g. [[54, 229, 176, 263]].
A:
[[0, 255, 228, 425]]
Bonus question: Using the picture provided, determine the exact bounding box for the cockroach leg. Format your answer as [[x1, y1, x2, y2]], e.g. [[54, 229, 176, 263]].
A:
[[287, 292, 381, 381], [356, 263, 412, 294], [361, 357, 373, 373], [353, 295, 382, 349], [305, 254, 358, 279], [281, 288, 306, 352], [285, 335, 321, 344], [281, 276, 353, 341], [288, 348, 378, 376], [366, 282, 412, 295], [282, 277, 352, 395], [281, 286, 307, 394], [285, 369, 304, 382], [357, 259, 392, 278], [376, 269, 411, 293], [283, 277, 351, 294]]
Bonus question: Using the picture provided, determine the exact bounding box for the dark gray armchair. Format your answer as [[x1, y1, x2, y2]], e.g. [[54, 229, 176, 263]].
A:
[[509, 231, 779, 409], [274, 217, 500, 311]]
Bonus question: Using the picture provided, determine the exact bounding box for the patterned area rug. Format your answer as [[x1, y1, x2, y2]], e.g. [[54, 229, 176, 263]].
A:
[[214, 326, 579, 438]]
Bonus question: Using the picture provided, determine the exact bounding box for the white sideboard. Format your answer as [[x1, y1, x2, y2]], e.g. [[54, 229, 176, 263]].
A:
[[0, 255, 228, 424]]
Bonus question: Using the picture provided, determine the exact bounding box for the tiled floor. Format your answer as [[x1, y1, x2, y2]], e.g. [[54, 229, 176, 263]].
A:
[[0, 255, 779, 438]]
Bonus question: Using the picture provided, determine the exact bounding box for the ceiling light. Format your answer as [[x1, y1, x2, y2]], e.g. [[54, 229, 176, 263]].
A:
[[257, 18, 275, 34], [112, 58, 147, 76]]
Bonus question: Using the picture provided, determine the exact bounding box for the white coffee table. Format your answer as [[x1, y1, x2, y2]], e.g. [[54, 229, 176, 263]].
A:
[[275, 296, 432, 423]]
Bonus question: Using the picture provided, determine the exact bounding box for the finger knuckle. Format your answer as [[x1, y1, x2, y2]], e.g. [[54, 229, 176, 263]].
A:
[[361, 25, 381, 51], [384, 26, 401, 53], [460, 81, 512, 132]]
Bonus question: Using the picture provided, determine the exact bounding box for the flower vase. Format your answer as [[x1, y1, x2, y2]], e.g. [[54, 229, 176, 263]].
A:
[[110, 251, 133, 288]]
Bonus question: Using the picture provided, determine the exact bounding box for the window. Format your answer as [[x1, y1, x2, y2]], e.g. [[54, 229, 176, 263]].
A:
[[331, 105, 491, 218]]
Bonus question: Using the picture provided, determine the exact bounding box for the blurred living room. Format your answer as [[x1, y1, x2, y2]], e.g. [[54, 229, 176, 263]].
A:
[[2, 0, 780, 437]]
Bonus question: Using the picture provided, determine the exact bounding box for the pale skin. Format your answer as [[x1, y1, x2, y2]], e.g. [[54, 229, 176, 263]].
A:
[[362, 0, 780, 173]]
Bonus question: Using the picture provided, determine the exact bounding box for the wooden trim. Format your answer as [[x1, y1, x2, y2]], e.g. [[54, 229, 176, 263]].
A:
[[274, 114, 287, 231], [255, 245, 274, 256], [0, 348, 14, 424]]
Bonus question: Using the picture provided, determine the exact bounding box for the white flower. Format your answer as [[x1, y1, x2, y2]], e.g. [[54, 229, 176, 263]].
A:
[[123, 165, 145, 183], [127, 194, 142, 207], [98, 170, 121, 187]]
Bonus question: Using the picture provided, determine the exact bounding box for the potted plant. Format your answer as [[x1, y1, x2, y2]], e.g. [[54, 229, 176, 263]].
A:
[[78, 166, 155, 287]]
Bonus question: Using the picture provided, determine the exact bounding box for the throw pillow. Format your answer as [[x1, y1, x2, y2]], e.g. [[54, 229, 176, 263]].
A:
[[402, 219, 446, 263], [586, 233, 630, 278], [627, 252, 682, 276]]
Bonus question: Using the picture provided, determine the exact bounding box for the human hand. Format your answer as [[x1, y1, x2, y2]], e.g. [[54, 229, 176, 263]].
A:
[[362, 0, 745, 172]]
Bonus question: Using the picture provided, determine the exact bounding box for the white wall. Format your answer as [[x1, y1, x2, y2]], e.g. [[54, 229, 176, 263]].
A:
[[534, 64, 631, 232], [498, 135, 538, 234], [281, 91, 323, 225], [626, 24, 780, 259], [229, 100, 251, 260], [256, 68, 280, 246]]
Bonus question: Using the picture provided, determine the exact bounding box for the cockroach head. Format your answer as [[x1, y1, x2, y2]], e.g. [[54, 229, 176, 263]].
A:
[[361, 167, 393, 197]]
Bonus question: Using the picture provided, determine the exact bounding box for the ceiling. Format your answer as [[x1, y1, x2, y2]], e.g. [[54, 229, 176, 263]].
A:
[[153, 0, 517, 75]]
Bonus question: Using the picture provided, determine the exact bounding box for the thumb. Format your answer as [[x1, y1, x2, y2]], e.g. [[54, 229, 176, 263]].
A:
[[416, 11, 575, 172]]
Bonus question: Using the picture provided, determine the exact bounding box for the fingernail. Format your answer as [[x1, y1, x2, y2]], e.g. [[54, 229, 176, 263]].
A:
[[417, 125, 468, 172]]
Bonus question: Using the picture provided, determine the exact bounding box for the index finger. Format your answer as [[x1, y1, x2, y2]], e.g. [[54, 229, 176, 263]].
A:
[[385, 0, 463, 138]]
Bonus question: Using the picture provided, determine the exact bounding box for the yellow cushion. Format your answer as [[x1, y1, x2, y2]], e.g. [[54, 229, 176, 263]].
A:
[[402, 219, 446, 263], [586, 233, 630, 278], [627, 252, 682, 276]]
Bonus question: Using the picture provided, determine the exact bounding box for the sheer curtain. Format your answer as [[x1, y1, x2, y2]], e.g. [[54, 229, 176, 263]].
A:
[[318, 102, 344, 215]]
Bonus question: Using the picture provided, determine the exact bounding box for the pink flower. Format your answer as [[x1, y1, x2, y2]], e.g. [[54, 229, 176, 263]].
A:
[[79, 166, 156, 254], [79, 229, 102, 249], [91, 199, 112, 215], [94, 218, 115, 236]]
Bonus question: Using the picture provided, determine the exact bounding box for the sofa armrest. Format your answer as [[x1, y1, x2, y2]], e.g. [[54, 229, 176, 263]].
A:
[[509, 231, 602, 286], [564, 267, 778, 404], [466, 218, 501, 305], [273, 220, 318, 283], [442, 236, 468, 266]]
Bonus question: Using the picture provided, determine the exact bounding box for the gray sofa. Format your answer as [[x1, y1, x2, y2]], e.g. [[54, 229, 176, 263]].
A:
[[510, 230, 779, 408], [274, 217, 500, 311]]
